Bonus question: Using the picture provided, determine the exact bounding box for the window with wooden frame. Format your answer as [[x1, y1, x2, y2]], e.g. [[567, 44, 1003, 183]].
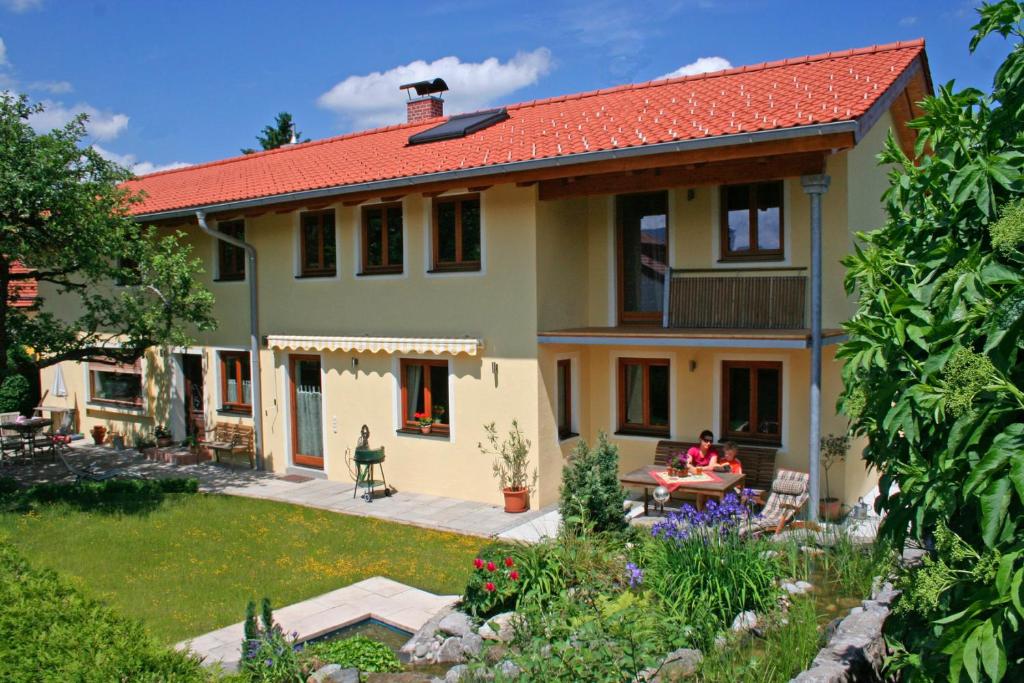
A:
[[299, 210, 337, 277], [400, 359, 450, 436], [616, 191, 668, 323], [88, 359, 143, 407], [721, 360, 782, 444], [216, 220, 246, 281], [556, 359, 575, 440], [617, 357, 670, 436], [432, 194, 481, 272], [720, 181, 784, 261], [219, 351, 252, 414], [361, 203, 403, 274]]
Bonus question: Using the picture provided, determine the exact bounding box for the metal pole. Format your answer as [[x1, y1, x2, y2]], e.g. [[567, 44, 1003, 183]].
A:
[[801, 174, 830, 523], [195, 211, 265, 470]]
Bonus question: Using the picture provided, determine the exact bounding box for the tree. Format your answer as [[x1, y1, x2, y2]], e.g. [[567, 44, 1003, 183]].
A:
[[837, 2, 1024, 680], [240, 112, 308, 154], [0, 93, 215, 376], [559, 432, 627, 534]]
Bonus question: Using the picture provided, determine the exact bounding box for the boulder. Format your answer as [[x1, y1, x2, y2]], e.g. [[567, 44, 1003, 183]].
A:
[[657, 648, 703, 679], [479, 612, 516, 642], [436, 636, 466, 664], [445, 664, 469, 682], [307, 665, 359, 683], [496, 660, 521, 678], [781, 582, 802, 595], [439, 612, 474, 638], [461, 632, 484, 657], [795, 580, 814, 593], [730, 611, 757, 633]]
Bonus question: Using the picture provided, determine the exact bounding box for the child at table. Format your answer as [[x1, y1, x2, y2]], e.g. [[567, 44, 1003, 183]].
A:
[[714, 441, 743, 474]]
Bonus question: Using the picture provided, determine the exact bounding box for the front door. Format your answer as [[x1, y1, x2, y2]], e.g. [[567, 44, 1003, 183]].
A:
[[289, 355, 324, 469], [182, 354, 205, 439]]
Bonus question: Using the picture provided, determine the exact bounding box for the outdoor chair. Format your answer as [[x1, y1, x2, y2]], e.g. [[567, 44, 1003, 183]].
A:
[[59, 452, 140, 483], [744, 468, 810, 536], [0, 412, 23, 464]]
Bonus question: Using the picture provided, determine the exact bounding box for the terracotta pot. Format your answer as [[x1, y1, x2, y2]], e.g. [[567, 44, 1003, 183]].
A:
[[157, 437, 173, 448], [502, 487, 530, 513], [90, 426, 107, 445], [819, 498, 842, 521], [420, 425, 431, 435]]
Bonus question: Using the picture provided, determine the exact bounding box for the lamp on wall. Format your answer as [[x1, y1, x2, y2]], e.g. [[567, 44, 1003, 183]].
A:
[[351, 357, 359, 370], [689, 360, 697, 372], [491, 361, 499, 387]]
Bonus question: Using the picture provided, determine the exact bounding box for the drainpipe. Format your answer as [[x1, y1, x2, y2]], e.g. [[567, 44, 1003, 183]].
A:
[[196, 210, 265, 470], [801, 174, 830, 523]]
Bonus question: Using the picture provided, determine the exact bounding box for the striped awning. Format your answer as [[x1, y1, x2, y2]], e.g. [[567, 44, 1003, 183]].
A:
[[266, 335, 483, 356]]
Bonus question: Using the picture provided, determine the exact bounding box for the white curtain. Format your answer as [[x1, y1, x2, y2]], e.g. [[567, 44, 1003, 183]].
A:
[[405, 365, 422, 421], [296, 385, 323, 456], [626, 365, 643, 424]]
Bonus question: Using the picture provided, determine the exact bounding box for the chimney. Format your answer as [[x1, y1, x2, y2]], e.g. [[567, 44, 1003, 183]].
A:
[[406, 96, 444, 123], [399, 78, 449, 124]]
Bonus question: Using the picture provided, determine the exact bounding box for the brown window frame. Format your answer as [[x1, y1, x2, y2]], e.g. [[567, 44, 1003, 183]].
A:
[[216, 220, 246, 281], [399, 358, 450, 437], [219, 351, 252, 414], [616, 191, 669, 324], [721, 360, 783, 445], [360, 203, 404, 275], [556, 359, 575, 440], [719, 181, 785, 261], [87, 359, 144, 408], [617, 357, 670, 437], [299, 210, 337, 277], [431, 194, 481, 273]]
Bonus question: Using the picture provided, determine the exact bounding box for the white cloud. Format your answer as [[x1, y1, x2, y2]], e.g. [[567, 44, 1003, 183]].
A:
[[2, 0, 43, 12], [317, 48, 552, 129], [28, 100, 129, 140], [93, 145, 190, 176], [28, 80, 72, 94], [658, 56, 732, 80], [0, 37, 7, 67], [899, 16, 918, 26]]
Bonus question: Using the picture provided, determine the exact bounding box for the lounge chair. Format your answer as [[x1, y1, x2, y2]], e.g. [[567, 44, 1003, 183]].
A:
[[744, 469, 810, 535], [59, 452, 139, 483]]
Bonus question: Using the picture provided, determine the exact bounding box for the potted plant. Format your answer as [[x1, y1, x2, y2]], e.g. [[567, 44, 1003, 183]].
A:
[[479, 419, 537, 513], [90, 424, 107, 445], [820, 433, 850, 521], [110, 431, 125, 451], [432, 405, 446, 425], [414, 411, 433, 435], [155, 424, 173, 447], [183, 434, 199, 454]]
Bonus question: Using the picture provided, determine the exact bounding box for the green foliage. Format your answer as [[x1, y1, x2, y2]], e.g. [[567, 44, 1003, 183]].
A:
[[559, 431, 627, 534], [479, 420, 537, 493], [0, 477, 199, 514], [239, 599, 303, 683], [241, 112, 308, 154], [837, 3, 1024, 679], [462, 544, 524, 618], [819, 433, 850, 502], [0, 373, 30, 414], [0, 542, 206, 682], [0, 93, 215, 375], [301, 636, 401, 674]]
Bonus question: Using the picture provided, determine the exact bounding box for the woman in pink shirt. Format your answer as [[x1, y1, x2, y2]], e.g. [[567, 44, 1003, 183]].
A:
[[679, 429, 719, 472]]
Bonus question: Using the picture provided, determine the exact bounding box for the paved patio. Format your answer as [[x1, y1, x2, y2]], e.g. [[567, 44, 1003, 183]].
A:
[[4, 442, 558, 540], [178, 576, 457, 671]]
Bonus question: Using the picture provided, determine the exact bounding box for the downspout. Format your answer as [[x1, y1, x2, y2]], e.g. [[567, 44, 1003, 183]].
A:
[[196, 210, 265, 470], [801, 174, 830, 523]]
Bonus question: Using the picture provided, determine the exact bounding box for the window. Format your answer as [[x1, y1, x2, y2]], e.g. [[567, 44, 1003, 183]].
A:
[[722, 361, 782, 444], [556, 359, 575, 439], [88, 359, 143, 407], [361, 203, 403, 274], [299, 210, 337, 277], [400, 359, 449, 436], [617, 191, 668, 323], [217, 220, 246, 281], [432, 194, 481, 272], [617, 357, 670, 436], [720, 181, 784, 260], [220, 351, 252, 413]]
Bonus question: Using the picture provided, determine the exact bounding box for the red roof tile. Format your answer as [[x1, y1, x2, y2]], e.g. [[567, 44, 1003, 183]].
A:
[[124, 40, 926, 216], [8, 262, 37, 308]]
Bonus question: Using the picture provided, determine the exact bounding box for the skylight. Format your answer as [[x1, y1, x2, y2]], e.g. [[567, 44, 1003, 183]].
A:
[[407, 108, 509, 145]]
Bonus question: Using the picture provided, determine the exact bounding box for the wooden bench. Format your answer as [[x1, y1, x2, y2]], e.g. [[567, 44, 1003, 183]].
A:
[[204, 422, 255, 468], [654, 440, 778, 497]]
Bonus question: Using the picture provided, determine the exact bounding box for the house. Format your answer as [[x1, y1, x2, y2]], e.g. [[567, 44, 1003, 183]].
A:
[[38, 40, 931, 513]]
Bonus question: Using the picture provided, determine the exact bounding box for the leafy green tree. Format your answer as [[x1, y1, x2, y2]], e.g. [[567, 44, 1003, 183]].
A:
[[560, 432, 627, 534], [241, 112, 308, 154], [0, 93, 215, 375], [838, 2, 1024, 680]]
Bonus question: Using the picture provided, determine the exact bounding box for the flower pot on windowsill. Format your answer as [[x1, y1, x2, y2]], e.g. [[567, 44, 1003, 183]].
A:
[[502, 487, 530, 513], [819, 498, 842, 521], [419, 424, 432, 435]]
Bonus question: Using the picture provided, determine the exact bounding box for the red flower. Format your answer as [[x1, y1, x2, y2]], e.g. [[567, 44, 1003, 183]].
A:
[[504, 557, 514, 568], [509, 570, 519, 581], [473, 558, 484, 569], [486, 561, 496, 572], [484, 582, 496, 592]]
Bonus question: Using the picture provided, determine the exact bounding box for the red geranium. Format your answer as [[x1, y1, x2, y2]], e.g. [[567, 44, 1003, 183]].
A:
[[484, 582, 496, 592], [473, 557, 484, 569], [504, 557, 514, 568], [509, 570, 519, 581], [486, 561, 496, 572]]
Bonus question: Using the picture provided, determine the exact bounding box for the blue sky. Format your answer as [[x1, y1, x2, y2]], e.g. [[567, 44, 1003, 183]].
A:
[[0, 0, 1012, 174]]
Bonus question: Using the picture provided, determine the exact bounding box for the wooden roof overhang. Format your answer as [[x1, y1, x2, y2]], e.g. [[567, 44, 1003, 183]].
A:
[[537, 326, 848, 350]]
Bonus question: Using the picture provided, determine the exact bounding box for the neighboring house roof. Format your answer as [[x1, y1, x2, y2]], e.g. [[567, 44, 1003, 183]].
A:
[[124, 40, 928, 218], [8, 262, 37, 308]]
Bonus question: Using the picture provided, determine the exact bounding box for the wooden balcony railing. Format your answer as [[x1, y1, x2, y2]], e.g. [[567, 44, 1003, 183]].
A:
[[663, 267, 807, 329]]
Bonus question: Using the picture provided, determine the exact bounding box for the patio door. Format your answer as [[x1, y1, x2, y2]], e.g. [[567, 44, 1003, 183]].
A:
[[182, 354, 204, 440], [289, 355, 324, 469], [617, 191, 668, 324]]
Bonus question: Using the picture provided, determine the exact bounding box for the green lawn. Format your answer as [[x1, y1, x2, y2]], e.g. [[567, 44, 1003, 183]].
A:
[[0, 492, 479, 644]]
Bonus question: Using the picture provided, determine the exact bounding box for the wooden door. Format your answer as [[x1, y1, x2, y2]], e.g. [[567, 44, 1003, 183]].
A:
[[182, 354, 205, 439], [289, 355, 324, 469]]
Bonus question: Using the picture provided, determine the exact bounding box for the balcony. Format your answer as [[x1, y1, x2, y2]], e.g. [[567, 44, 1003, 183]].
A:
[[663, 267, 807, 329]]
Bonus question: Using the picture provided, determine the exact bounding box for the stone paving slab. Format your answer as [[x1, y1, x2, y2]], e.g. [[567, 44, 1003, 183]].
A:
[[177, 577, 458, 671]]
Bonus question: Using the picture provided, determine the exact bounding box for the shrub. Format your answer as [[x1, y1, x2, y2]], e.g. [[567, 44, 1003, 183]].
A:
[[559, 432, 627, 534], [0, 372, 30, 415], [462, 544, 524, 617], [301, 636, 401, 674], [239, 598, 302, 683], [0, 542, 206, 681], [0, 477, 199, 514]]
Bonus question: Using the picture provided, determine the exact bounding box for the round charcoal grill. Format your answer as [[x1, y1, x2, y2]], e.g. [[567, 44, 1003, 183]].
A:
[[352, 425, 390, 502]]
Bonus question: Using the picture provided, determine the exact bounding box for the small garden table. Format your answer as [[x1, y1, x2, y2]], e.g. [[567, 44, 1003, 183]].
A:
[[619, 465, 746, 515], [0, 417, 53, 460]]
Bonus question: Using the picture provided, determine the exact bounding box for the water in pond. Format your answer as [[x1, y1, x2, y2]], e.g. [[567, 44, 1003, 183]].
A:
[[308, 619, 412, 653]]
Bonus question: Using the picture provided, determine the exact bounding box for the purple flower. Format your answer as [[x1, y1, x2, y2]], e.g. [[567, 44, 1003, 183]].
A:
[[265, 658, 274, 667], [625, 562, 644, 587]]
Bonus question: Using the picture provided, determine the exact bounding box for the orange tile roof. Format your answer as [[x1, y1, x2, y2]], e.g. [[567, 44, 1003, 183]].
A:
[[125, 40, 927, 216], [8, 262, 37, 308]]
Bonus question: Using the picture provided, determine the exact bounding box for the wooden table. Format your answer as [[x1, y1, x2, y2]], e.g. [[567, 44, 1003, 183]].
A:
[[620, 465, 746, 515]]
